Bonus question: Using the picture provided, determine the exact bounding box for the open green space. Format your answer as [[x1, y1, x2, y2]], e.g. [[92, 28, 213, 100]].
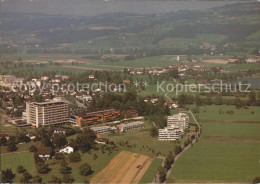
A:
[[0, 152, 37, 182], [198, 105, 260, 121], [103, 122, 176, 156], [168, 105, 260, 183], [139, 158, 163, 183]]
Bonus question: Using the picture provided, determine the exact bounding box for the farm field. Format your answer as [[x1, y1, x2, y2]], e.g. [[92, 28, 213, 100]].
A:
[[168, 105, 260, 183], [198, 105, 260, 121], [90, 151, 153, 184], [139, 158, 163, 183]]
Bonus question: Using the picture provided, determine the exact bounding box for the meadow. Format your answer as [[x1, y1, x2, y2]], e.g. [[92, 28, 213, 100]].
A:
[[103, 121, 177, 156], [139, 158, 163, 183], [0, 152, 37, 182], [168, 105, 260, 183]]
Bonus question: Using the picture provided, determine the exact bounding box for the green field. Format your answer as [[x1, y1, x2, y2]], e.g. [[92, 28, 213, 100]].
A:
[[40, 149, 119, 183], [198, 105, 260, 121], [139, 158, 163, 183], [0, 152, 37, 182], [168, 105, 260, 183], [103, 121, 177, 156]]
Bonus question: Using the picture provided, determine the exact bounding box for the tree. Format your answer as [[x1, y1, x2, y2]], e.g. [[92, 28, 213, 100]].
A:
[[174, 145, 182, 155], [249, 91, 256, 102], [252, 177, 260, 184], [158, 166, 166, 182], [195, 95, 202, 106], [68, 152, 81, 162], [16, 165, 26, 174], [32, 175, 42, 183], [1, 169, 15, 183], [29, 145, 38, 153], [93, 153, 97, 160], [79, 163, 92, 176], [0, 136, 7, 146], [60, 159, 71, 174], [7, 141, 17, 152], [164, 151, 175, 170], [75, 128, 96, 153], [150, 127, 158, 137], [48, 176, 62, 184], [62, 174, 74, 183], [36, 162, 49, 174], [52, 134, 67, 148], [19, 171, 32, 183]]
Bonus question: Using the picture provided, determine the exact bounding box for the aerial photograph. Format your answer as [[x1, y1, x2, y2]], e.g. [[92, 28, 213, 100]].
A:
[[0, 0, 260, 183]]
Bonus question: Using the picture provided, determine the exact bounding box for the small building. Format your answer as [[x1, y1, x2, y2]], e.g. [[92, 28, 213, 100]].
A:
[[95, 138, 108, 145], [118, 121, 144, 132], [122, 80, 131, 85], [89, 74, 95, 79], [38, 147, 52, 160], [91, 126, 111, 134], [59, 143, 76, 154]]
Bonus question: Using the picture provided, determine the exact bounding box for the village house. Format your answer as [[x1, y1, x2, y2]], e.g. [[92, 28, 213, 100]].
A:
[[95, 138, 108, 145], [37, 147, 52, 160], [59, 143, 76, 154]]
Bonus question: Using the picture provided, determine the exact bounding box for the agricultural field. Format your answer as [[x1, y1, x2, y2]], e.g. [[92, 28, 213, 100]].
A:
[[159, 34, 228, 49], [90, 151, 153, 184], [168, 105, 260, 183], [139, 158, 163, 183]]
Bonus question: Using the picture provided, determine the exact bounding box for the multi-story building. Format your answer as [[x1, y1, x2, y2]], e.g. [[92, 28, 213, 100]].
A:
[[26, 101, 69, 127], [76, 109, 120, 127], [158, 127, 182, 140], [167, 113, 189, 130], [118, 121, 144, 132], [91, 126, 111, 134]]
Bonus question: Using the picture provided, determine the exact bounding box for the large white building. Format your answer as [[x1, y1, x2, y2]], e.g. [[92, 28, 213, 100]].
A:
[[167, 113, 189, 130], [158, 127, 182, 141], [158, 113, 189, 141], [26, 101, 69, 127]]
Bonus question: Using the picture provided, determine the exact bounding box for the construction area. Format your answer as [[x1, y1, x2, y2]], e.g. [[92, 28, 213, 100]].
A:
[[90, 151, 153, 184]]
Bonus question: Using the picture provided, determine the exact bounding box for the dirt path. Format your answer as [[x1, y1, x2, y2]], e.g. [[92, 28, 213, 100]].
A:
[[0, 150, 29, 156]]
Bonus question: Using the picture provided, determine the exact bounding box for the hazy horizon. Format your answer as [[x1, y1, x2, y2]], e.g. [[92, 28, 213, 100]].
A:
[[0, 0, 241, 17]]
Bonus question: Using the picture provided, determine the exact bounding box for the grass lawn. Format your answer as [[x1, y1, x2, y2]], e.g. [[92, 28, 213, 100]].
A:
[[42, 149, 120, 183], [103, 122, 177, 156], [168, 105, 260, 182], [139, 158, 163, 183], [0, 152, 36, 182]]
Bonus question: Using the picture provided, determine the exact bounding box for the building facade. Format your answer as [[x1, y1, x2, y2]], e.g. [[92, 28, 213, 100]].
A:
[[76, 109, 120, 127], [26, 101, 69, 127], [158, 127, 182, 140], [167, 113, 189, 130], [91, 126, 111, 134], [118, 121, 144, 132]]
